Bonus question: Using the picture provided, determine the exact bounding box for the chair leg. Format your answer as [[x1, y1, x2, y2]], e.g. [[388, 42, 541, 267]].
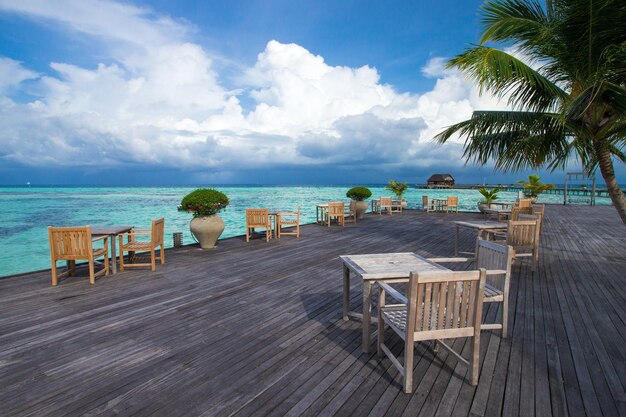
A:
[[403, 341, 414, 394], [246, 227, 250, 242], [51, 259, 58, 286], [502, 300, 508, 338], [88, 259, 96, 285], [160, 245, 165, 265], [104, 244, 109, 276], [151, 249, 156, 271], [469, 333, 481, 386], [118, 235, 125, 272]]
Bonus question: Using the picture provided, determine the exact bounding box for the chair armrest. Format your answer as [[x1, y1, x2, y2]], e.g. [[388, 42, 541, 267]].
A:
[[486, 269, 507, 276], [120, 231, 152, 236], [91, 235, 108, 243], [426, 257, 471, 263], [378, 282, 408, 305], [131, 228, 152, 233], [278, 212, 298, 216]]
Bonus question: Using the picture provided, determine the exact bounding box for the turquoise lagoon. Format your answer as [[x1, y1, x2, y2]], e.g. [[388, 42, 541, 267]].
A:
[[0, 186, 612, 277]]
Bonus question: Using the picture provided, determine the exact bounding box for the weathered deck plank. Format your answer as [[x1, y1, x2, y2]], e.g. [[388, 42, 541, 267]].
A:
[[0, 205, 624, 416]]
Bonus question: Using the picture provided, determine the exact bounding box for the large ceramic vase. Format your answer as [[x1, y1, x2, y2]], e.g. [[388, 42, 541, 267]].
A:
[[477, 202, 489, 213], [401, 199, 408, 208], [354, 200, 368, 219], [190, 215, 225, 249]]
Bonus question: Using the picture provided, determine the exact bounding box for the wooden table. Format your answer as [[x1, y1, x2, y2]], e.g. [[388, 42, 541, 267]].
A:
[[339, 252, 448, 353], [453, 220, 507, 256], [489, 201, 514, 209], [482, 207, 512, 221], [315, 204, 328, 225], [91, 226, 133, 274]]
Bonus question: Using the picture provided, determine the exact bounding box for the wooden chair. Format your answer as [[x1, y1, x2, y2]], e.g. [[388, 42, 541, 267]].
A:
[[377, 269, 487, 393], [509, 205, 533, 220], [277, 207, 300, 238], [327, 202, 345, 226], [344, 201, 357, 224], [378, 197, 393, 215], [493, 219, 540, 271], [118, 218, 165, 272], [422, 196, 434, 212], [391, 199, 403, 213], [245, 208, 272, 242], [48, 226, 109, 285], [446, 196, 459, 214], [531, 204, 545, 234], [429, 239, 514, 338], [516, 198, 532, 208]]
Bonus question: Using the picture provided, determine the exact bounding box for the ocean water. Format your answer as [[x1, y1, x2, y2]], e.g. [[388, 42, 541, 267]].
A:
[[0, 186, 612, 277]]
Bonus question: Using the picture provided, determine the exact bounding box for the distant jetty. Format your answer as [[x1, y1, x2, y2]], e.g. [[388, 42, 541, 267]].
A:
[[414, 184, 622, 199]]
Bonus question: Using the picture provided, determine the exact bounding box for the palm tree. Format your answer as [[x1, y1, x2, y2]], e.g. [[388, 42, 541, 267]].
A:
[[435, 0, 626, 225], [516, 174, 555, 199]]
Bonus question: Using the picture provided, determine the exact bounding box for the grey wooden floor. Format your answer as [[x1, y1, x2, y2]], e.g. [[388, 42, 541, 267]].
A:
[[0, 206, 624, 417]]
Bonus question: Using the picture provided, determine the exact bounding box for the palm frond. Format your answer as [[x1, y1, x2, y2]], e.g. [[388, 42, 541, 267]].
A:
[[480, 0, 548, 45], [448, 46, 567, 112], [435, 110, 572, 171]]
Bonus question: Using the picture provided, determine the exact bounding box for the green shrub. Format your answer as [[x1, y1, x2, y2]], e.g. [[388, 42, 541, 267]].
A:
[[180, 188, 229, 217], [346, 186, 372, 201], [478, 187, 499, 204]]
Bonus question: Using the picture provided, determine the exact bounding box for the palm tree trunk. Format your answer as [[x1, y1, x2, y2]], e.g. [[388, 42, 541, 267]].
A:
[[593, 138, 626, 226]]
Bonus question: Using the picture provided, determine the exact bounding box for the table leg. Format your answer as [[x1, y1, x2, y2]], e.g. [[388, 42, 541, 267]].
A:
[[362, 281, 372, 353], [455, 224, 459, 256], [343, 265, 350, 321], [110, 236, 117, 274]]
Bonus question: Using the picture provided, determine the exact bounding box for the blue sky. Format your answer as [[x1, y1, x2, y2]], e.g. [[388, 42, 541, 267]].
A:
[[0, 0, 622, 186]]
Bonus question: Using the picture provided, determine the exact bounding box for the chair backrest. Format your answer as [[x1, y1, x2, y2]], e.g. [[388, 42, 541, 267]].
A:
[[406, 269, 486, 341], [328, 202, 345, 216], [506, 219, 539, 249], [380, 197, 393, 207], [48, 226, 93, 260], [510, 206, 533, 220], [422, 196, 429, 207], [246, 208, 269, 227], [447, 196, 459, 206], [476, 239, 513, 292], [532, 204, 545, 216], [151, 218, 165, 246], [516, 198, 532, 208]]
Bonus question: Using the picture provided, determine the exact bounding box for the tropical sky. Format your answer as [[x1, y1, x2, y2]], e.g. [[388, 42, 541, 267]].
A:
[[0, 0, 622, 185]]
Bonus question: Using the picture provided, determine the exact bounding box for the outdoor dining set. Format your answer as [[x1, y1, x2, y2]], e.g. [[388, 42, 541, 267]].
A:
[[48, 218, 165, 286], [47, 193, 546, 394], [340, 197, 544, 393]]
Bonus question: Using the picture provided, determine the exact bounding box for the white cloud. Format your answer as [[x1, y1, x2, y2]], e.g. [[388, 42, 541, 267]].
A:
[[0, 0, 510, 174], [421, 56, 448, 78]]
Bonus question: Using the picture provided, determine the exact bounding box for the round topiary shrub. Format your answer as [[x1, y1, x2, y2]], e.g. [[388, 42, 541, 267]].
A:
[[180, 188, 229, 217], [346, 186, 372, 201]]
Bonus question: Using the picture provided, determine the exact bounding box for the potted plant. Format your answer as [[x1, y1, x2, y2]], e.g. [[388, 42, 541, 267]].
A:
[[516, 174, 555, 202], [385, 180, 409, 208], [346, 186, 372, 219], [477, 187, 499, 212], [180, 188, 229, 249]]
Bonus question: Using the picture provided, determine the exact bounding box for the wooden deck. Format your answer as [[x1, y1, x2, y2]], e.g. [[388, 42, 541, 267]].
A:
[[0, 206, 624, 417]]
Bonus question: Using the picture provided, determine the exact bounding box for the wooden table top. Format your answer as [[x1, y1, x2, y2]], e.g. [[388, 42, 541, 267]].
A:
[[91, 226, 133, 235], [454, 220, 508, 229], [339, 252, 448, 280]]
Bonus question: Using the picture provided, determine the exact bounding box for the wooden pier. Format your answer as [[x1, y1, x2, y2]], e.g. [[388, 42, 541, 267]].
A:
[[0, 206, 624, 416]]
